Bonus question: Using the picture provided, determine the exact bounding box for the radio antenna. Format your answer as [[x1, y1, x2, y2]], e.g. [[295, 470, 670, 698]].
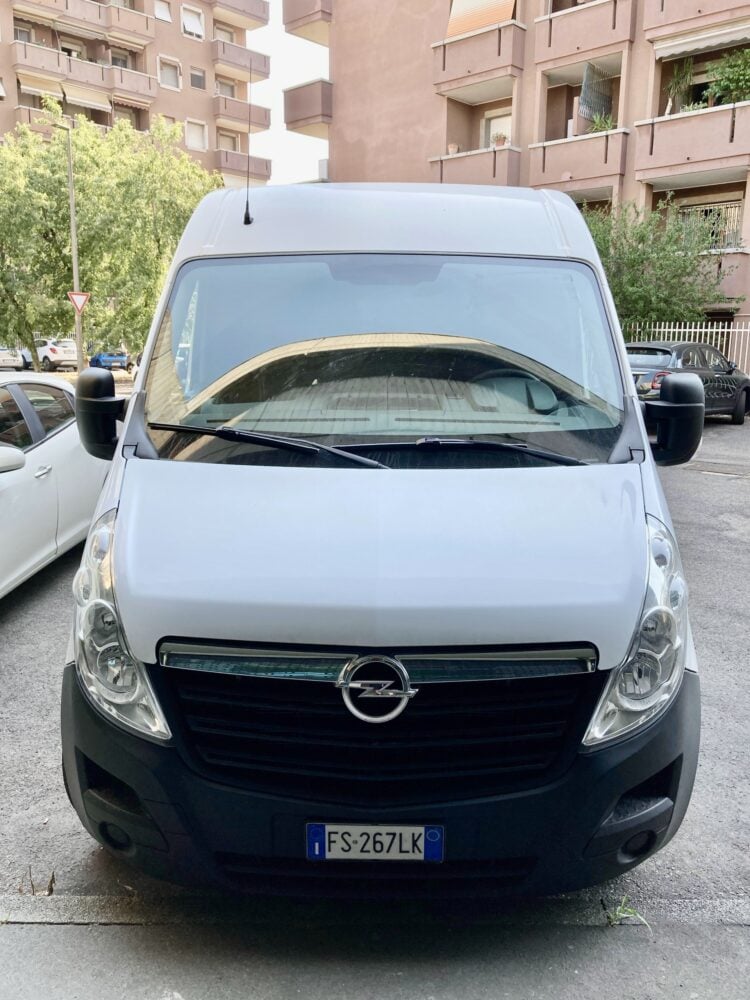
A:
[[243, 58, 254, 225]]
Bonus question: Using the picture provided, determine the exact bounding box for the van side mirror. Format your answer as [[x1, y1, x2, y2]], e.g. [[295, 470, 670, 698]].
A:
[[0, 445, 26, 474], [75, 367, 126, 461], [644, 373, 704, 467]]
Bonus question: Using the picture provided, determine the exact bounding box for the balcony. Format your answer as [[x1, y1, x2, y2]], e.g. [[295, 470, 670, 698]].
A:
[[12, 42, 158, 105], [535, 1, 635, 64], [429, 146, 522, 186], [643, 0, 750, 36], [215, 149, 271, 181], [211, 40, 270, 83], [433, 22, 525, 104], [213, 95, 270, 132], [109, 65, 158, 104], [11, 0, 155, 44], [210, 0, 269, 31], [529, 129, 628, 192], [634, 104, 750, 188], [679, 202, 743, 251], [283, 0, 331, 46], [284, 79, 332, 139]]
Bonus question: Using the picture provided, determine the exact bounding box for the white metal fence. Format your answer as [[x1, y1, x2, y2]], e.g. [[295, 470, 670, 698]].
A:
[[624, 322, 750, 373]]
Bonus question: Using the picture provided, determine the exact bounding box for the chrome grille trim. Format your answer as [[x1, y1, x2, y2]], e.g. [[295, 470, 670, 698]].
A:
[[159, 642, 597, 682]]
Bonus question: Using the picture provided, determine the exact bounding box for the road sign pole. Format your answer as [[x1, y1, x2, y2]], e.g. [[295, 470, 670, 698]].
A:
[[64, 126, 85, 373]]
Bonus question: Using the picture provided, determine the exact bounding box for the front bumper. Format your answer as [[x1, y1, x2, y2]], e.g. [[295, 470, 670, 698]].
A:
[[61, 664, 700, 898]]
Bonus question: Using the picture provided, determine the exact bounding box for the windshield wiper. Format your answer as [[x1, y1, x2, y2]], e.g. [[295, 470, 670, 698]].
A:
[[148, 423, 389, 469], [337, 437, 585, 467]]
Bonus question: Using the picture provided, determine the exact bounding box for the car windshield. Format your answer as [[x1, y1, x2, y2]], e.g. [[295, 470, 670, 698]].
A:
[[626, 348, 673, 368], [145, 254, 625, 467]]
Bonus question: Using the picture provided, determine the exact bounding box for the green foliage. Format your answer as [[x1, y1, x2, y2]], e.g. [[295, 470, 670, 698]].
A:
[[582, 200, 734, 325], [707, 48, 750, 105], [587, 113, 615, 133], [0, 103, 221, 360], [601, 896, 652, 933], [665, 58, 694, 112]]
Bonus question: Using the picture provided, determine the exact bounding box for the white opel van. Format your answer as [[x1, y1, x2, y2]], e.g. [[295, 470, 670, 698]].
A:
[[64, 184, 703, 896]]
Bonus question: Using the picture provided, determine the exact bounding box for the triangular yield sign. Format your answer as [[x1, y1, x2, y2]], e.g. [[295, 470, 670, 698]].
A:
[[67, 291, 90, 315]]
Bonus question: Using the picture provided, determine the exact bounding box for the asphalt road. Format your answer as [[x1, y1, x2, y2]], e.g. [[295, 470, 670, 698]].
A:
[[0, 416, 748, 998]]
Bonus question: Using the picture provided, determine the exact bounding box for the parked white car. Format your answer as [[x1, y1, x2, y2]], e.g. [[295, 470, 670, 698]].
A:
[[21, 338, 79, 371], [0, 373, 109, 599], [0, 344, 24, 370]]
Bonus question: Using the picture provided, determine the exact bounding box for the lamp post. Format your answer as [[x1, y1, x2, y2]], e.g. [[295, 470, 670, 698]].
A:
[[51, 120, 85, 373]]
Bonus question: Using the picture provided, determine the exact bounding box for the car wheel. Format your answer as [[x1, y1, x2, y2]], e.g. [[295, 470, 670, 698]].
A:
[[41, 357, 53, 372], [731, 389, 747, 425]]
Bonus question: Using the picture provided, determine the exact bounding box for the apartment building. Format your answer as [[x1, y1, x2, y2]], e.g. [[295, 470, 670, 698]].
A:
[[0, 0, 272, 185], [284, 0, 750, 319]]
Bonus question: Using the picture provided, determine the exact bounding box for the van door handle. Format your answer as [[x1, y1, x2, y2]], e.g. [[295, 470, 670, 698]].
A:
[[34, 465, 52, 479]]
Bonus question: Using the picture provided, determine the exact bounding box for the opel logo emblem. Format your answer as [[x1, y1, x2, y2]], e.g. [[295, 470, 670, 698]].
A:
[[336, 655, 418, 724]]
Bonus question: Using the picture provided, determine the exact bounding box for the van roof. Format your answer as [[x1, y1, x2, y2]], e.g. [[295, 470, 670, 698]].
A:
[[175, 183, 599, 263]]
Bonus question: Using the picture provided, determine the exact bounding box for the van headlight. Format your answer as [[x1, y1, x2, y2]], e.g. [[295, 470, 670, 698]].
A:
[[72, 510, 171, 741], [583, 516, 688, 747]]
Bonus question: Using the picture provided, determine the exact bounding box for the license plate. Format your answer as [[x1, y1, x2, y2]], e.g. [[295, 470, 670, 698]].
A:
[[306, 824, 444, 862]]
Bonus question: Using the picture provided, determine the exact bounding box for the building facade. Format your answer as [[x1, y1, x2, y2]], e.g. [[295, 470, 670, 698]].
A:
[[1, 0, 272, 185], [284, 0, 750, 320]]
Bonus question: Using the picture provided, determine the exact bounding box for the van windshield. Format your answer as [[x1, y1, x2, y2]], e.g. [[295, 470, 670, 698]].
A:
[[145, 254, 625, 467]]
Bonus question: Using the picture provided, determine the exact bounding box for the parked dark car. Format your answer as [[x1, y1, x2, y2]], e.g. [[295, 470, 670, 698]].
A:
[[89, 350, 132, 372], [627, 341, 750, 425]]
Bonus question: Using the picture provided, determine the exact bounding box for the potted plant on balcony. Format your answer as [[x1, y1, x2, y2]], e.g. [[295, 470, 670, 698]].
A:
[[706, 49, 750, 106], [587, 113, 615, 133], [665, 58, 694, 115], [492, 132, 508, 148], [447, 142, 460, 155]]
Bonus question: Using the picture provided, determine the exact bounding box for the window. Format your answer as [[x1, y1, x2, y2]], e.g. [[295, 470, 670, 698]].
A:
[[114, 105, 137, 126], [703, 346, 729, 371], [184, 119, 207, 150], [20, 385, 74, 436], [110, 49, 130, 70], [181, 5, 204, 39], [483, 111, 513, 148], [213, 24, 234, 43], [680, 347, 706, 369], [155, 0, 172, 21], [190, 67, 206, 90], [217, 130, 238, 151], [0, 389, 32, 450], [60, 40, 83, 59], [215, 77, 235, 99], [13, 23, 33, 43], [0, 79, 6, 101], [158, 58, 180, 89]]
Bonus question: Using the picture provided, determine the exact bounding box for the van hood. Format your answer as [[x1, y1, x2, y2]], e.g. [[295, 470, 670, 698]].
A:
[[115, 460, 647, 670]]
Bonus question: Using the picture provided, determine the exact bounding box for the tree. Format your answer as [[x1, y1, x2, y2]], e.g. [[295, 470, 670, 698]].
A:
[[0, 103, 221, 363], [707, 48, 750, 105], [581, 201, 734, 326]]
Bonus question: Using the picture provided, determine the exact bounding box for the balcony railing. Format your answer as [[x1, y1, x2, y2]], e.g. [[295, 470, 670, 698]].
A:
[[429, 146, 522, 186], [679, 201, 743, 251], [12, 0, 155, 41], [283, 0, 332, 46], [215, 149, 271, 180], [634, 103, 750, 182], [210, 0, 269, 31], [211, 40, 270, 82], [535, 0, 635, 63], [433, 22, 525, 98], [643, 0, 749, 33], [12, 42, 158, 101], [284, 79, 332, 138], [529, 129, 628, 188], [213, 95, 271, 131]]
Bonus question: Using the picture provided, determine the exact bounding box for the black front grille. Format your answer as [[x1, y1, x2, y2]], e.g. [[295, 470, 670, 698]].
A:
[[216, 852, 536, 898], [158, 663, 605, 807]]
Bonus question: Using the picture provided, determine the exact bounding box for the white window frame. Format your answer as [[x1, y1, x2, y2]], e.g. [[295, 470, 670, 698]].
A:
[[59, 37, 84, 60], [189, 66, 206, 90], [13, 23, 34, 44], [158, 56, 182, 90], [110, 48, 131, 70], [181, 4, 205, 40], [482, 109, 513, 148], [154, 0, 172, 21], [184, 118, 208, 151], [214, 76, 235, 99], [213, 23, 234, 43], [217, 129, 239, 151]]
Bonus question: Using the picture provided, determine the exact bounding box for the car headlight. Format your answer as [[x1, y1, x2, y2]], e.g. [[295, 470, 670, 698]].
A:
[[72, 510, 170, 740], [583, 515, 688, 747]]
